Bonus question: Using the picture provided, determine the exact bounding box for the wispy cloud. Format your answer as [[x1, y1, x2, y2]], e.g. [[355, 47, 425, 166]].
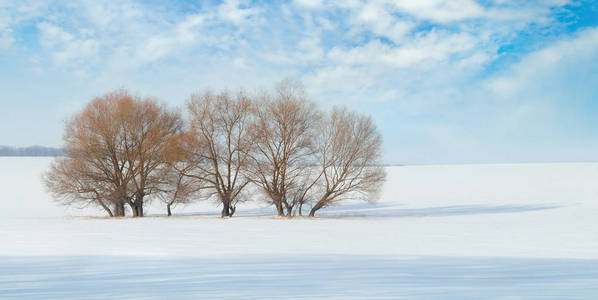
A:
[[0, 0, 597, 163]]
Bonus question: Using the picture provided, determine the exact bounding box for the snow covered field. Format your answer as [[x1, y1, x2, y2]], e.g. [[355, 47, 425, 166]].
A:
[[1, 157, 598, 299]]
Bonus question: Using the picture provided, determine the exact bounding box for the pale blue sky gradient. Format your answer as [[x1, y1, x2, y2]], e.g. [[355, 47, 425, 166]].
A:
[[1, 0, 597, 164]]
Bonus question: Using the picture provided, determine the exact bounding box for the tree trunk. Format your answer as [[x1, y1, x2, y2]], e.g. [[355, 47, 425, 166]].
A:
[[221, 201, 230, 217], [132, 193, 144, 217], [310, 193, 332, 217], [284, 201, 292, 217], [298, 202, 303, 216], [309, 201, 325, 217], [273, 196, 284, 216], [104, 207, 114, 217], [114, 202, 125, 217], [131, 202, 142, 217], [133, 203, 144, 217], [276, 203, 284, 216], [98, 199, 114, 217], [167, 203, 172, 216]]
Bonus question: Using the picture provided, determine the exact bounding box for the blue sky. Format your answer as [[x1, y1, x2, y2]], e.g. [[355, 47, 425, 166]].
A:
[[1, 0, 597, 164]]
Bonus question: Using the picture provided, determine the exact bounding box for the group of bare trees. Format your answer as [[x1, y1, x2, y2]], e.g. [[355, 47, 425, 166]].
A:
[[44, 80, 386, 218]]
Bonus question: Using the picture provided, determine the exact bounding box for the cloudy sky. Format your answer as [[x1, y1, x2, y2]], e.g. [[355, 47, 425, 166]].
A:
[[1, 0, 597, 164]]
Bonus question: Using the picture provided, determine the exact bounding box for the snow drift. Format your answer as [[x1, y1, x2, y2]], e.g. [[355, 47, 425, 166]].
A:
[[1, 157, 597, 299]]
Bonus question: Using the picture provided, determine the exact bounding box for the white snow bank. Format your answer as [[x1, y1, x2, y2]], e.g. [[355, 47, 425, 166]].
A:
[[0, 157, 597, 259]]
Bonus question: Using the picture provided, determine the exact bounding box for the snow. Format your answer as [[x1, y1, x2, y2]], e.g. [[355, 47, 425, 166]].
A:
[[1, 157, 598, 298]]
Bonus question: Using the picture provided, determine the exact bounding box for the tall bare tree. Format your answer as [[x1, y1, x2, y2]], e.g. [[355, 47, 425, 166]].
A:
[[186, 90, 254, 217], [43, 90, 182, 217], [249, 80, 321, 216], [44, 91, 135, 216], [308, 107, 386, 217], [121, 97, 183, 217]]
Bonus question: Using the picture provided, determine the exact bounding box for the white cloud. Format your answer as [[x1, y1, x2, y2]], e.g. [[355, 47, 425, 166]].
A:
[[4, 0, 586, 103], [0, 28, 13, 49], [135, 14, 205, 63], [217, 0, 260, 25], [37, 22, 99, 66], [55, 39, 100, 66], [328, 31, 478, 69], [4, 0, 568, 78], [486, 27, 598, 99], [351, 2, 414, 43], [293, 0, 323, 8], [306, 29, 482, 105], [37, 22, 73, 47], [1, 0, 595, 164], [77, 0, 145, 28], [0, 0, 49, 49], [389, 0, 485, 22]]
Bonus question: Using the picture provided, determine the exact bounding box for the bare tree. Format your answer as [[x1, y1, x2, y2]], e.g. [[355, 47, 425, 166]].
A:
[[156, 160, 204, 216], [186, 90, 254, 217], [43, 90, 182, 217], [249, 80, 321, 217], [121, 97, 183, 217], [44, 90, 136, 216], [308, 107, 386, 217], [44, 85, 386, 219]]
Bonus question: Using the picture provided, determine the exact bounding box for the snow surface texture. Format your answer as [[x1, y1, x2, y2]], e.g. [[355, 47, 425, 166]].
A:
[[1, 157, 597, 299]]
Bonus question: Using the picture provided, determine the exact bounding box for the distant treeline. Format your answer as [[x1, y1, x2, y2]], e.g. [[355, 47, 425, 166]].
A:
[[0, 146, 65, 157]]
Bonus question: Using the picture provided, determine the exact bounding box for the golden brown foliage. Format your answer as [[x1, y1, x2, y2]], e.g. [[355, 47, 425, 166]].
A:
[[44, 82, 386, 218], [44, 90, 183, 217]]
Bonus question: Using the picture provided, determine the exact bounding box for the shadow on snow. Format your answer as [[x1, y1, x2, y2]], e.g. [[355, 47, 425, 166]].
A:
[[0, 255, 596, 299], [162, 203, 560, 219]]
